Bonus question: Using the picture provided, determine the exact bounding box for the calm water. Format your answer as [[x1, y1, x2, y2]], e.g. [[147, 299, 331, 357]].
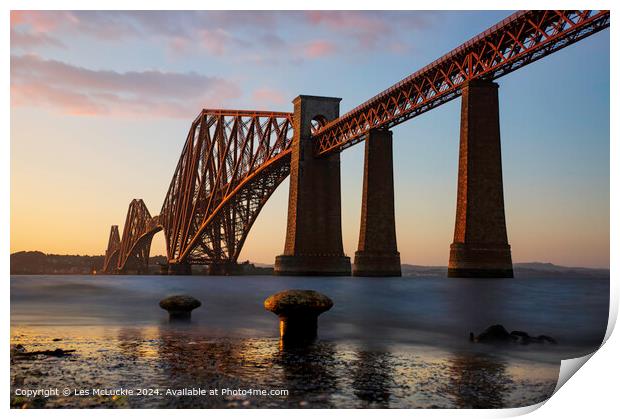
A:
[[10, 275, 609, 408], [11, 275, 609, 349]]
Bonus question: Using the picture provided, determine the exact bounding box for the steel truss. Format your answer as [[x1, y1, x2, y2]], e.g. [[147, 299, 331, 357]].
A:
[[160, 110, 293, 265], [314, 10, 610, 156], [102, 225, 120, 273], [116, 199, 162, 273]]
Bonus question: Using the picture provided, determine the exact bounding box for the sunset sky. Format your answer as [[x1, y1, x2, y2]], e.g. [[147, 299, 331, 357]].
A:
[[10, 11, 610, 268]]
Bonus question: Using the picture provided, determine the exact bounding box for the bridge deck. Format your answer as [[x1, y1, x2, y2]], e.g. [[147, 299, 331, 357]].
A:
[[313, 10, 610, 156]]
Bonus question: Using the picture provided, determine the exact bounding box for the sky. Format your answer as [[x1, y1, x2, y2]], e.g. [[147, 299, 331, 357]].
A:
[[10, 11, 610, 268]]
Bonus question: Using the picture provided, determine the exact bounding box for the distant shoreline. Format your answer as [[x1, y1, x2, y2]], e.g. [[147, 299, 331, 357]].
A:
[[10, 251, 609, 278]]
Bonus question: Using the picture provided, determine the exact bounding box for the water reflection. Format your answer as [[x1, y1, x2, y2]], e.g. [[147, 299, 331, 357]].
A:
[[443, 353, 509, 408], [272, 341, 339, 407], [351, 351, 394, 407], [117, 328, 146, 361], [152, 326, 341, 407], [152, 326, 247, 408], [10, 325, 560, 408], [115, 327, 514, 408]]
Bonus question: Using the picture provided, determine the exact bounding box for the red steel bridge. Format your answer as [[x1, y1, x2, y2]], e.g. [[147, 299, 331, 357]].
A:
[[102, 10, 610, 276]]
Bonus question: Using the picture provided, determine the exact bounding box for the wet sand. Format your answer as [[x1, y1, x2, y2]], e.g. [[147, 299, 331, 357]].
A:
[[11, 325, 560, 409]]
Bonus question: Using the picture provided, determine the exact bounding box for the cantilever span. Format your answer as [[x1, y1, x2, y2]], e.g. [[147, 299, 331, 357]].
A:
[[102, 110, 293, 274], [159, 109, 293, 270], [102, 10, 609, 275], [115, 199, 162, 273]]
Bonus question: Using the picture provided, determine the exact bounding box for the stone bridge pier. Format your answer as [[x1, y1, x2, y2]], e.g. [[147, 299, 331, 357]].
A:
[[449, 80, 513, 278], [353, 128, 401, 277], [274, 83, 513, 278], [274, 95, 351, 276]]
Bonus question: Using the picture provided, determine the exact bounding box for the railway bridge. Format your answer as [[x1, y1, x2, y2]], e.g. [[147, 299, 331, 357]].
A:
[[101, 10, 610, 277]]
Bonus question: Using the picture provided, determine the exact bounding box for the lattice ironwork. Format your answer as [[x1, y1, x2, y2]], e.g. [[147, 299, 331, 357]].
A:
[[314, 10, 610, 156], [117, 199, 162, 273], [102, 225, 120, 273], [159, 110, 294, 265]]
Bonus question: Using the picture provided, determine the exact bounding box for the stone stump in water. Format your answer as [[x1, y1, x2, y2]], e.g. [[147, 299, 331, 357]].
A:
[[159, 295, 202, 322], [264, 290, 333, 345]]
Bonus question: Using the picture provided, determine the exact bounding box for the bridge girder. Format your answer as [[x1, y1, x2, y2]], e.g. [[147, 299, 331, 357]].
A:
[[313, 10, 610, 156], [160, 110, 293, 265]]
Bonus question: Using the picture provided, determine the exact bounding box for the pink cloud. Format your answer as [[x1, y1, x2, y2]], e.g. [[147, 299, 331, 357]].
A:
[[305, 11, 388, 49], [200, 28, 251, 55], [389, 41, 410, 54], [303, 11, 434, 50], [11, 11, 140, 42], [305, 11, 388, 32], [11, 81, 106, 116], [11, 29, 65, 49], [252, 88, 287, 106], [303, 40, 337, 58], [11, 11, 66, 31], [167, 36, 190, 55], [10, 11, 25, 27], [10, 11, 435, 61], [11, 54, 242, 118]]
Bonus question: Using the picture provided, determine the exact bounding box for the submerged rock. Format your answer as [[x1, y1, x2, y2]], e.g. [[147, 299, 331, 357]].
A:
[[470, 325, 557, 345], [538, 335, 558, 344], [471, 325, 513, 343], [509, 330, 530, 344], [527, 335, 558, 344], [159, 295, 202, 321]]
